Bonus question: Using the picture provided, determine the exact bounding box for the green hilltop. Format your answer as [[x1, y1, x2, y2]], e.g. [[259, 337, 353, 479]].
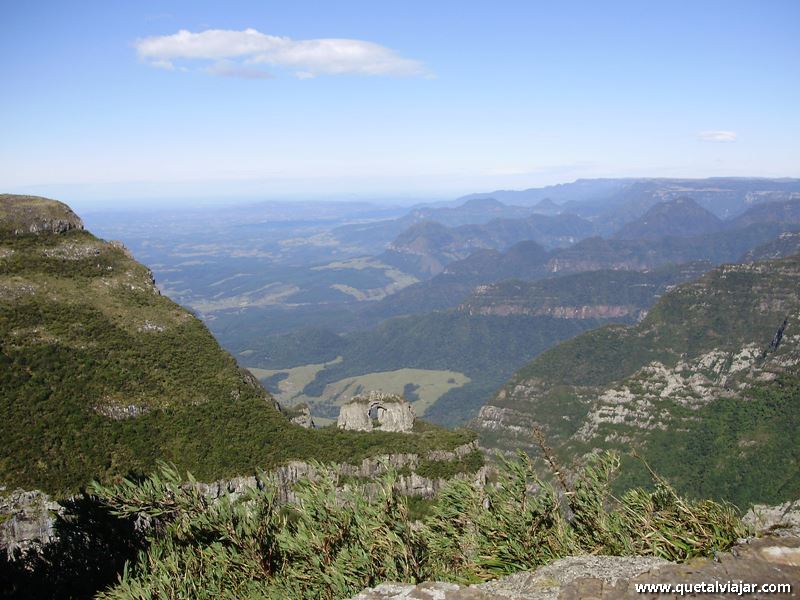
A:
[[0, 195, 472, 495]]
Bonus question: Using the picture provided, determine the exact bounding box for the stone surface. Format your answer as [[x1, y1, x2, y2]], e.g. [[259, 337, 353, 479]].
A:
[[338, 391, 416, 432], [475, 556, 670, 599], [352, 581, 492, 599], [0, 489, 62, 557], [288, 403, 316, 428], [744, 499, 800, 536], [350, 536, 800, 599]]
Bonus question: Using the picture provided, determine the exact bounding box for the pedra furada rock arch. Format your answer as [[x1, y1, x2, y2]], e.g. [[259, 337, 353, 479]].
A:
[[337, 391, 416, 433]]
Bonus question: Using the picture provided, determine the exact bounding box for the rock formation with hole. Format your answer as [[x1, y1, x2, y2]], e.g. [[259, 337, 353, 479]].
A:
[[337, 391, 416, 432]]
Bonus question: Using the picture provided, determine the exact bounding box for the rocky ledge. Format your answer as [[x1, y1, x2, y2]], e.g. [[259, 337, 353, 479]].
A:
[[351, 505, 800, 599], [0, 194, 84, 235], [351, 537, 799, 599]]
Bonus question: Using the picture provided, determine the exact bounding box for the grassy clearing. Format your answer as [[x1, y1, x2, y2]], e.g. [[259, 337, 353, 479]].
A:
[[185, 282, 301, 312], [304, 368, 471, 417], [248, 357, 343, 405], [312, 257, 420, 301]]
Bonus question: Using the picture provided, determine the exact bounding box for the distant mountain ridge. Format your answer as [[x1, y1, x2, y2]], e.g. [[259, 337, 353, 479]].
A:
[[372, 219, 800, 319], [613, 196, 723, 240], [743, 232, 800, 262], [383, 212, 595, 277], [458, 177, 800, 218], [459, 262, 711, 320]]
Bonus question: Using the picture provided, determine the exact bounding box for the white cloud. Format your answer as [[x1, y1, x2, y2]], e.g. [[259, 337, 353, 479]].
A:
[[135, 28, 428, 79], [698, 130, 737, 143], [206, 60, 273, 80]]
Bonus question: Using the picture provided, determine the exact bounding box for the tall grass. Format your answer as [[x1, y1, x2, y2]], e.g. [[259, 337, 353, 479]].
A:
[[92, 451, 745, 599]]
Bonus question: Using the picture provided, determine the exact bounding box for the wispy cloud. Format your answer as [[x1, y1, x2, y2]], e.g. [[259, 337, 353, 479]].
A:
[[135, 28, 429, 79], [698, 130, 737, 143]]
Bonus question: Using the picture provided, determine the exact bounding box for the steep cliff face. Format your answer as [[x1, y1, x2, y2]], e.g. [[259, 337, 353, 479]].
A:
[[459, 262, 710, 321], [474, 255, 800, 506], [194, 440, 484, 505], [0, 489, 60, 556], [1, 441, 485, 554]]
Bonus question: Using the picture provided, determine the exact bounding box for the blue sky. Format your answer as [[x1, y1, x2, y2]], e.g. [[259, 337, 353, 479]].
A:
[[1, 1, 798, 209]]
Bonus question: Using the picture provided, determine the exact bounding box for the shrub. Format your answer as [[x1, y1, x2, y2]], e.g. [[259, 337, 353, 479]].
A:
[[87, 451, 745, 599]]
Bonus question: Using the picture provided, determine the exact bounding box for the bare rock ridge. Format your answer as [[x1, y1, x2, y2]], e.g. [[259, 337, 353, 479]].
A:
[[198, 439, 484, 505], [0, 194, 84, 235], [338, 391, 416, 432]]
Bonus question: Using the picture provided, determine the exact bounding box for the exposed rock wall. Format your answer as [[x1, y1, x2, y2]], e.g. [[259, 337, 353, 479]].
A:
[[197, 441, 484, 504], [0, 489, 61, 556], [473, 257, 800, 457], [337, 391, 416, 432], [466, 303, 643, 320], [1, 441, 484, 554], [287, 403, 316, 428]]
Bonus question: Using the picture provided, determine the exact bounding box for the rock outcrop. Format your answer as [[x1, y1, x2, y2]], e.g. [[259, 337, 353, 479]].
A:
[[350, 537, 800, 599], [287, 403, 316, 428], [744, 499, 800, 536], [0, 194, 84, 235], [338, 391, 416, 432], [198, 440, 484, 504], [0, 489, 61, 557]]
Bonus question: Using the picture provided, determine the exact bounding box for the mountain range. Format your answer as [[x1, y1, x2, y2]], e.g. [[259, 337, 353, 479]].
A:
[[13, 179, 799, 503], [185, 187, 800, 430]]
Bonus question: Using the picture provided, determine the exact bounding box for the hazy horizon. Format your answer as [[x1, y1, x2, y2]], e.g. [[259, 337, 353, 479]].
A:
[[9, 173, 800, 215]]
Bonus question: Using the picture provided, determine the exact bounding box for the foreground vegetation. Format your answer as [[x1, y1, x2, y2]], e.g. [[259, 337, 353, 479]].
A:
[[2, 451, 745, 599]]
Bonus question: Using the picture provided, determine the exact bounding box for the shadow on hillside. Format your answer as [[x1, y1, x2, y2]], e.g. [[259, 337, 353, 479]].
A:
[[0, 494, 145, 600]]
